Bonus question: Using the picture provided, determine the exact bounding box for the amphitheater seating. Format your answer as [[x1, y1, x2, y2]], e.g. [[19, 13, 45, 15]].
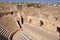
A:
[[0, 15, 20, 40]]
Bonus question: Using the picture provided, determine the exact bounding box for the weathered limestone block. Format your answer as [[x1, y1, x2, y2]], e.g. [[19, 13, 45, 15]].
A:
[[27, 16, 40, 27]]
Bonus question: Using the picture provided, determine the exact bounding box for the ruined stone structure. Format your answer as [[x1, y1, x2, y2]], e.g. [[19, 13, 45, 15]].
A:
[[0, 2, 60, 40]]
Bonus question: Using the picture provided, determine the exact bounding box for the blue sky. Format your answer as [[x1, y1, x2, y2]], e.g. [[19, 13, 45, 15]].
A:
[[0, 0, 60, 4]]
